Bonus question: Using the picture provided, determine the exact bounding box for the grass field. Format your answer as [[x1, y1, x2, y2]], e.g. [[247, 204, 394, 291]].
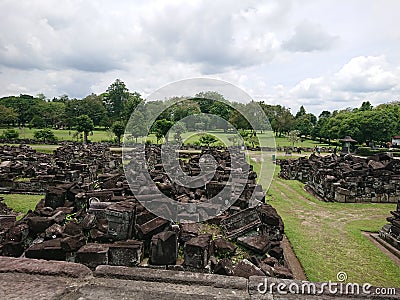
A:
[[0, 127, 113, 143], [250, 158, 400, 287], [1, 193, 43, 219]]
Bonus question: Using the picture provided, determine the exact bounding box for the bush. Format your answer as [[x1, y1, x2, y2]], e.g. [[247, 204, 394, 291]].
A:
[[356, 146, 400, 157], [33, 128, 57, 142], [1, 129, 19, 139]]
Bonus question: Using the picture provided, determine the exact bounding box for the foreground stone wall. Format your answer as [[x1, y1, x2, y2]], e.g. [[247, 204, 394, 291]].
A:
[[279, 153, 400, 203]]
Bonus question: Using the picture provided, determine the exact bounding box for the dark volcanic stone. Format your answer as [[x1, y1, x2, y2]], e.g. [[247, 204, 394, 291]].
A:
[[273, 264, 293, 279], [237, 235, 270, 254], [60, 234, 86, 252], [25, 239, 66, 261], [64, 220, 83, 236], [214, 258, 234, 276], [76, 243, 109, 269], [213, 237, 237, 257], [149, 231, 177, 265], [268, 246, 283, 260], [233, 259, 264, 278], [184, 234, 212, 269], [108, 240, 143, 267], [28, 216, 52, 234]]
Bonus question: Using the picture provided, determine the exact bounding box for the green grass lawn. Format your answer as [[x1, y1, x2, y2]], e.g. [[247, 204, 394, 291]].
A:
[[1, 193, 43, 218], [250, 158, 400, 287]]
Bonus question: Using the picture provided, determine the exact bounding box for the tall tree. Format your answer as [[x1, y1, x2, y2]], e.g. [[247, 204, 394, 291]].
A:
[[103, 79, 130, 120]]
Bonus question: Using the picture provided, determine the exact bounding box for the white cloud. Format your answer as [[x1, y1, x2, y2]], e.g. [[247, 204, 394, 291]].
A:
[[282, 20, 338, 52], [0, 0, 399, 117], [333, 55, 398, 92]]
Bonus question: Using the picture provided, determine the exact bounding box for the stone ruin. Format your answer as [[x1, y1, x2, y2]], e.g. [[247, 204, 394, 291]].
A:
[[0, 143, 121, 193], [0, 143, 293, 279], [380, 199, 400, 250], [279, 152, 400, 203]]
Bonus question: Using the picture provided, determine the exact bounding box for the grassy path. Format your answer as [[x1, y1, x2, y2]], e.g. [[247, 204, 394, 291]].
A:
[[250, 157, 400, 287]]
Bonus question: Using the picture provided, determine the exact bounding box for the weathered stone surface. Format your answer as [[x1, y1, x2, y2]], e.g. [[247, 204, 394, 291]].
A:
[[25, 239, 66, 261], [108, 240, 143, 267], [135, 217, 169, 240], [213, 237, 236, 257], [232, 259, 264, 278], [105, 201, 135, 241], [60, 234, 86, 252], [0, 256, 91, 278], [273, 264, 293, 279], [184, 234, 212, 269], [27, 216, 52, 234], [179, 222, 199, 243], [268, 246, 284, 260], [237, 235, 270, 254], [213, 258, 234, 276], [149, 231, 177, 265], [76, 243, 109, 269], [220, 207, 261, 239]]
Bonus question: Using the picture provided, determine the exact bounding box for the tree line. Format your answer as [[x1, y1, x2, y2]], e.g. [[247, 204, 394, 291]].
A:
[[1, 78, 399, 145]]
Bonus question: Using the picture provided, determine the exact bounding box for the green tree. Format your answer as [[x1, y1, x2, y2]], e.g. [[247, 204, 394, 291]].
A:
[[263, 105, 294, 137], [121, 92, 144, 122], [0, 104, 18, 125], [111, 121, 126, 144], [295, 105, 306, 118], [287, 130, 301, 147], [75, 115, 94, 144], [152, 119, 174, 143], [103, 79, 130, 120], [358, 101, 373, 111], [81, 94, 108, 127]]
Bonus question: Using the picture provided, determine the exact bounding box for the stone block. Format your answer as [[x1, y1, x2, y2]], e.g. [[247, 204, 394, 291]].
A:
[[220, 207, 261, 239], [108, 240, 143, 267], [25, 239, 66, 261], [45, 187, 66, 209], [76, 243, 109, 269], [105, 201, 135, 241], [135, 217, 169, 240], [232, 259, 264, 278], [213, 237, 236, 257], [149, 231, 177, 265], [237, 235, 270, 255]]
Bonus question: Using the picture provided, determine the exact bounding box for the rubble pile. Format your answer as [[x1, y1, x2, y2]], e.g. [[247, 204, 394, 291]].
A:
[[279, 153, 400, 203], [0, 144, 121, 193], [0, 144, 292, 279], [380, 199, 400, 250]]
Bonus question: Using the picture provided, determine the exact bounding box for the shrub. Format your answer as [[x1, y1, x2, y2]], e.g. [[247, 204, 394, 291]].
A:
[[1, 129, 19, 139], [33, 128, 57, 142]]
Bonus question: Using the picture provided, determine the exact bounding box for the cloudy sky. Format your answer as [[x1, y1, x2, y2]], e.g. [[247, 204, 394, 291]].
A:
[[1, 0, 399, 115]]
